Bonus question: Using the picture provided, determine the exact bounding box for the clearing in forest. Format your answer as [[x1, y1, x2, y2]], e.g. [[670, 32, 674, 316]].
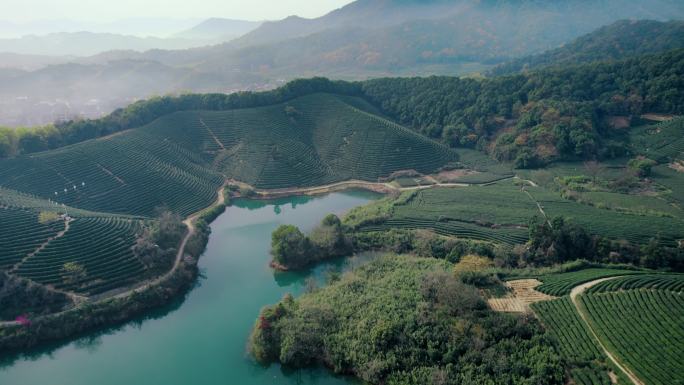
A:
[[487, 279, 554, 312]]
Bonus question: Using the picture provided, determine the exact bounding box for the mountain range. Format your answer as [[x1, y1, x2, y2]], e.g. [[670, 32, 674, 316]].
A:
[[1, 0, 683, 127]]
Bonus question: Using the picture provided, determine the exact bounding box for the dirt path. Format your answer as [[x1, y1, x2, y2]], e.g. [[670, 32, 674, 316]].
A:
[[521, 187, 551, 227], [8, 218, 87, 304], [0, 184, 227, 328], [10, 217, 71, 273], [96, 163, 126, 185], [569, 277, 645, 385], [112, 182, 227, 299], [199, 118, 226, 150]]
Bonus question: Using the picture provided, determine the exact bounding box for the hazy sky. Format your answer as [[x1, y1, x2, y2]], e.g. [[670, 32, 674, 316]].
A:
[[3, 0, 355, 23]]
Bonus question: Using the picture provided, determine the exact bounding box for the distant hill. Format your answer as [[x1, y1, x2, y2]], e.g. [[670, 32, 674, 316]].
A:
[[230, 0, 461, 47], [0, 52, 75, 71], [2, 0, 684, 126], [174, 18, 262, 42], [0, 31, 208, 57], [489, 20, 684, 76]]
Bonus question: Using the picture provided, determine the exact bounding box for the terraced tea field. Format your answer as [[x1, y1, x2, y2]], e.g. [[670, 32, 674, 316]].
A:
[[527, 185, 684, 246], [0, 129, 224, 217], [528, 270, 684, 385], [15, 216, 146, 296], [531, 297, 613, 385], [579, 289, 684, 385], [0, 207, 66, 270], [353, 182, 536, 244], [653, 165, 684, 207], [629, 118, 684, 162], [536, 268, 646, 296], [586, 274, 684, 293], [351, 175, 684, 247], [0, 93, 462, 304], [0, 93, 457, 217]]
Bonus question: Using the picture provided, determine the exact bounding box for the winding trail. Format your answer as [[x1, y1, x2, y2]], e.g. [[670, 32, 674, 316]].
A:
[[112, 182, 227, 299], [0, 184, 227, 328], [10, 217, 72, 274], [569, 277, 645, 385]]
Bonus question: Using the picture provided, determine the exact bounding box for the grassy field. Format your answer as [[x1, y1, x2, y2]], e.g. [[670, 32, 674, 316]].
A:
[[580, 289, 684, 385]]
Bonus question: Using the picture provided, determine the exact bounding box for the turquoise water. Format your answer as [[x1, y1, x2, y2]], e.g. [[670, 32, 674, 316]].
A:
[[0, 191, 380, 385]]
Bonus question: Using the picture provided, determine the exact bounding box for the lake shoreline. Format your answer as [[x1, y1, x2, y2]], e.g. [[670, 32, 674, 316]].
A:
[[0, 184, 382, 355]]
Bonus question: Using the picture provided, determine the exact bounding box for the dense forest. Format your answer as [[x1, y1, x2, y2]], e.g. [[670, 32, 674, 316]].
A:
[[250, 255, 564, 385], [361, 49, 684, 166]]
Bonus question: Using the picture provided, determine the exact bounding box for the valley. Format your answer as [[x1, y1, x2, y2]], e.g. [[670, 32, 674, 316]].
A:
[[0, 2, 683, 384]]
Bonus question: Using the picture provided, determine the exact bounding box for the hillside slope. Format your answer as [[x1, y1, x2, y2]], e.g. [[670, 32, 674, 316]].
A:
[[3, 0, 684, 126], [0, 94, 457, 216], [490, 19, 684, 76]]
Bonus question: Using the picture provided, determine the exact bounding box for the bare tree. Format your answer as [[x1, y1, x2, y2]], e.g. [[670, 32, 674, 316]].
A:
[[584, 160, 605, 184]]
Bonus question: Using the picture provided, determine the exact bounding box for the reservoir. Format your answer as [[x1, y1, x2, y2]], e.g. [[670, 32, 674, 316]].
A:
[[0, 190, 380, 385]]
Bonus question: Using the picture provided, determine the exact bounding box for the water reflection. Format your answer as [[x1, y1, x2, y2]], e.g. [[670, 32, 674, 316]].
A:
[[0, 191, 381, 385]]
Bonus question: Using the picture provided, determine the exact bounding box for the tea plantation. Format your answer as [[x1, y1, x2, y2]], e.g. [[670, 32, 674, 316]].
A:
[[532, 297, 612, 385], [0, 93, 457, 217], [529, 269, 684, 385], [0, 93, 459, 300], [580, 289, 684, 385]]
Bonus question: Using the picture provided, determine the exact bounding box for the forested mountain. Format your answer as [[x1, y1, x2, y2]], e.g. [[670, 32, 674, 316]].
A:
[[490, 20, 684, 75], [229, 0, 461, 48], [2, 0, 683, 127]]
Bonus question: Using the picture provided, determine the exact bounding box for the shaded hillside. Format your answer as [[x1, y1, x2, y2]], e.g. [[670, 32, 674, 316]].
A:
[[490, 20, 684, 76], [0, 94, 456, 216], [230, 0, 462, 48]]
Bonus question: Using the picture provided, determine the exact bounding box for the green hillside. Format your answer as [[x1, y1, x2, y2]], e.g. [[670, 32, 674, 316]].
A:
[[344, 180, 684, 248], [0, 93, 457, 217], [0, 92, 459, 301], [580, 289, 684, 385]]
